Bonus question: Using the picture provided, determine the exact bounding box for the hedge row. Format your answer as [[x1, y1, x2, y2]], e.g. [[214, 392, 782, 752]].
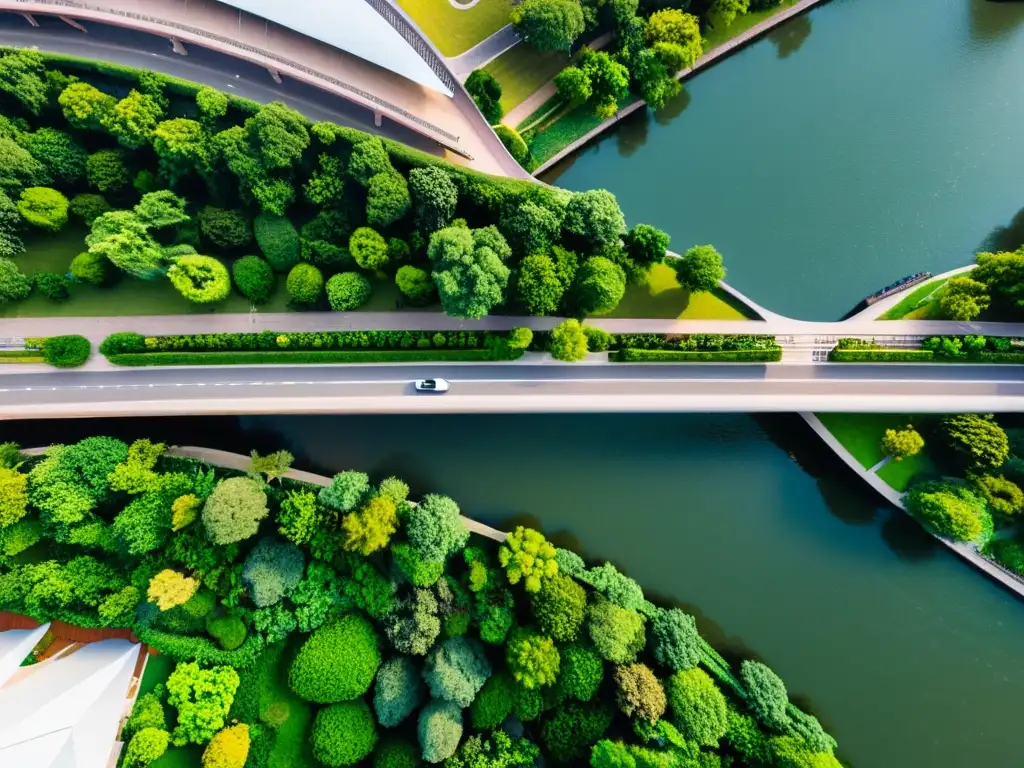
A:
[[829, 349, 934, 362], [968, 351, 1024, 364], [105, 349, 518, 367], [614, 348, 783, 362], [615, 333, 778, 352]]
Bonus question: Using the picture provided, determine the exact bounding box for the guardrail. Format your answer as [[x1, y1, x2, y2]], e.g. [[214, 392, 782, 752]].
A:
[[363, 0, 456, 94], [3, 0, 461, 144]]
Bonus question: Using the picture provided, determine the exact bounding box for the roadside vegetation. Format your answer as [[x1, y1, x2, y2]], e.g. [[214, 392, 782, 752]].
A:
[[397, 0, 513, 57], [829, 335, 1024, 364], [0, 438, 842, 768]]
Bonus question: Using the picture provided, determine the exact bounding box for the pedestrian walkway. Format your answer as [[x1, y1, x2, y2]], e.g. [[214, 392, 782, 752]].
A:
[[448, 24, 521, 78]]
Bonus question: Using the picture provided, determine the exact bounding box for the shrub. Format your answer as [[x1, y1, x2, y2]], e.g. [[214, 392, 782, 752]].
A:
[[202, 476, 269, 545], [499, 526, 558, 592], [343, 494, 399, 555], [69, 193, 111, 226], [18, 187, 69, 231], [769, 736, 843, 768], [206, 614, 247, 650], [905, 485, 985, 541], [384, 587, 441, 656], [469, 671, 516, 729], [406, 494, 469, 562], [202, 724, 249, 768], [319, 470, 370, 513], [740, 660, 790, 731], [367, 171, 411, 228], [254, 213, 300, 272], [312, 701, 378, 767], [374, 655, 425, 727], [587, 562, 646, 611], [424, 636, 491, 706], [650, 608, 700, 672], [327, 271, 372, 311], [574, 257, 626, 314], [375, 740, 421, 768], [70, 250, 109, 285], [0, 256, 31, 304], [396, 265, 435, 306], [350, 226, 390, 271], [199, 206, 251, 249], [465, 69, 503, 124], [725, 707, 771, 764], [418, 700, 462, 764], [348, 137, 392, 186], [124, 692, 166, 739], [42, 335, 90, 368], [166, 661, 240, 746], [286, 262, 323, 305], [550, 319, 589, 362], [124, 727, 170, 768], [974, 474, 1024, 517], [540, 701, 613, 762], [32, 271, 68, 301], [232, 255, 274, 304], [409, 166, 457, 233], [614, 663, 666, 724], [624, 224, 670, 264], [380, 476, 410, 503], [590, 740, 635, 768], [665, 668, 728, 747], [558, 644, 604, 702], [674, 245, 725, 293], [289, 614, 381, 702], [242, 537, 304, 607], [940, 414, 1009, 470], [588, 599, 645, 664], [168, 255, 231, 304], [530, 571, 586, 642], [881, 426, 924, 460], [86, 149, 129, 193], [147, 569, 198, 611], [393, 542, 445, 587], [506, 628, 559, 689], [277, 489, 320, 545], [584, 326, 614, 352], [494, 125, 528, 165]]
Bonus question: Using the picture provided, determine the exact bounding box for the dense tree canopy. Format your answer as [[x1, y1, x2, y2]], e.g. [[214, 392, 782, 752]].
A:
[[511, 0, 586, 51], [428, 226, 511, 318]]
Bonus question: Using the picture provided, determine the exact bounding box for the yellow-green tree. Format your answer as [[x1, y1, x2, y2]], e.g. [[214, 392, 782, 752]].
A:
[[343, 495, 398, 556], [147, 569, 198, 611], [202, 724, 249, 768], [499, 526, 558, 592], [881, 426, 924, 461]]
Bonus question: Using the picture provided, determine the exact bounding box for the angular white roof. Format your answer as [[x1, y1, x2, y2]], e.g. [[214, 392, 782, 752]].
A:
[[220, 0, 453, 95], [0, 623, 50, 689]]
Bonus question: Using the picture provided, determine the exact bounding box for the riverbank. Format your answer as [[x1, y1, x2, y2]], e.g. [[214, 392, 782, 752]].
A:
[[527, 0, 830, 174]]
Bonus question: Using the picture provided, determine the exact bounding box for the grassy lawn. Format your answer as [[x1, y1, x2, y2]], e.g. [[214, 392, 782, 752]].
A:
[[597, 263, 753, 319], [486, 44, 572, 114], [879, 278, 951, 320], [701, 0, 802, 50], [398, 0, 511, 57], [258, 642, 315, 768], [816, 413, 934, 492], [137, 652, 174, 697], [516, 93, 564, 131], [877, 450, 935, 493], [152, 746, 202, 768]]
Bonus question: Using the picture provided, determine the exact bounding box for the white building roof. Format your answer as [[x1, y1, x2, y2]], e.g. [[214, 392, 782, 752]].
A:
[[0, 623, 50, 689], [0, 636, 141, 768], [219, 0, 453, 95]]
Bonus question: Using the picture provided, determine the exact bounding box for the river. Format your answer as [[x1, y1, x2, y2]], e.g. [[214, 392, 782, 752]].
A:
[[543, 0, 1024, 319], [6, 412, 1023, 768]]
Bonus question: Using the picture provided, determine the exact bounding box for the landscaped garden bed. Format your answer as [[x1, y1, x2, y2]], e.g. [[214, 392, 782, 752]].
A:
[[829, 336, 1024, 364], [0, 335, 91, 367]]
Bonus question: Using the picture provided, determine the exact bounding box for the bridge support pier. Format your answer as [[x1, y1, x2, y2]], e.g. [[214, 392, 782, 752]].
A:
[[169, 37, 188, 56], [17, 12, 38, 27], [267, 67, 282, 84], [58, 16, 88, 32], [373, 110, 383, 127]]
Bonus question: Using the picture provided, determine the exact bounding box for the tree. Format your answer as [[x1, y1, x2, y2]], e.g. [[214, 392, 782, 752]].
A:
[[506, 628, 560, 689], [367, 172, 412, 229], [573, 257, 626, 314], [0, 136, 48, 195], [196, 86, 229, 124], [739, 660, 790, 731], [319, 470, 371, 513], [975, 474, 1024, 517], [286, 263, 324, 305], [0, 49, 49, 114], [375, 739, 420, 768], [624, 224, 669, 265], [103, 90, 163, 148], [350, 227, 390, 271], [0, 257, 31, 305], [881, 426, 924, 461], [202, 476, 269, 545], [0, 190, 23, 260], [327, 272, 372, 311], [199, 207, 252, 250], [59, 82, 116, 131], [708, 0, 750, 28], [530, 570, 586, 641], [384, 587, 441, 655], [85, 211, 163, 280], [555, 66, 593, 107], [242, 537, 304, 607], [124, 728, 170, 768], [588, 598, 645, 664], [502, 202, 562, 258], [166, 662, 240, 746], [108, 438, 165, 494], [650, 608, 700, 672], [614, 663, 666, 724], [550, 318, 589, 361], [290, 614, 381, 701], [558, 645, 604, 701], [466, 69, 503, 124], [406, 494, 469, 561], [69, 194, 111, 227], [631, 49, 681, 110], [147, 570, 198, 611], [134, 189, 190, 230], [974, 249, 1024, 312], [591, 740, 635, 768], [246, 101, 309, 169], [428, 226, 511, 318], [769, 736, 842, 768], [396, 265, 436, 306], [540, 701, 613, 762], [906, 485, 985, 541], [564, 189, 626, 247], [674, 245, 725, 293], [494, 125, 528, 165], [20, 128, 88, 185], [301, 208, 355, 266], [409, 167, 458, 233], [343, 494, 398, 555], [232, 255, 275, 304], [349, 137, 393, 186], [0, 465, 29, 527], [499, 526, 558, 592], [202, 724, 249, 768], [508, 327, 533, 350], [254, 213, 300, 272], [512, 0, 586, 52], [939, 276, 990, 321], [424, 636, 492, 706], [469, 672, 516, 729], [168, 255, 231, 304], [277, 489, 321, 545], [644, 10, 702, 64], [312, 701, 378, 767], [940, 414, 1009, 470], [418, 700, 463, 764], [374, 655, 425, 727], [665, 668, 728, 747], [580, 49, 631, 119]]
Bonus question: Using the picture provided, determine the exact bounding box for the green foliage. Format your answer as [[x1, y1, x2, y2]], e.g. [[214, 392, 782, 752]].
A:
[[583, 326, 614, 352], [881, 426, 924, 460], [506, 627, 560, 689], [588, 598, 646, 664], [168, 254, 231, 304], [384, 587, 441, 655], [242, 537, 304, 607], [343, 494, 398, 555], [367, 172, 412, 229], [86, 149, 129, 193], [512, 0, 586, 51], [564, 190, 626, 247], [499, 526, 558, 593], [501, 202, 564, 261], [665, 668, 728, 747], [0, 466, 28, 529], [428, 226, 511, 318], [350, 227, 390, 270], [125, 692, 167, 740], [591, 740, 636, 768], [973, 474, 1024, 517], [393, 541, 445, 587], [940, 414, 1009, 470], [246, 101, 309, 169], [550, 319, 589, 362], [650, 608, 700, 672], [0, 256, 30, 304], [199, 207, 252, 250], [423, 636, 491, 706], [59, 81, 115, 131], [196, 86, 229, 123], [327, 271, 372, 311], [0, 49, 49, 114], [40, 334, 90, 368], [21, 128, 87, 185], [319, 470, 370, 513], [418, 700, 463, 764], [494, 125, 528, 165], [380, 476, 410, 503], [446, 731, 539, 768], [285, 262, 323, 306], [18, 187, 68, 232], [396, 265, 435, 306], [586, 562, 646, 611], [614, 663, 666, 724], [289, 614, 381, 702], [33, 271, 69, 301], [974, 248, 1024, 312], [769, 736, 842, 768], [673, 246, 725, 293], [349, 137, 393, 187], [103, 89, 163, 149], [409, 167, 458, 233], [724, 707, 771, 764], [206, 614, 247, 650], [376, 739, 421, 768], [939, 276, 990, 321], [277, 489, 321, 545], [905, 483, 986, 542], [231, 255, 274, 304], [466, 69, 503, 124], [202, 476, 269, 545], [201, 723, 249, 768], [166, 661, 240, 746], [407, 494, 469, 562], [541, 701, 614, 762], [253, 213, 300, 272], [574, 257, 626, 314], [516, 254, 564, 315], [305, 153, 346, 207], [470, 671, 516, 729], [739, 660, 790, 731], [558, 644, 604, 702], [374, 654, 425, 727], [624, 225, 670, 265], [530, 571, 586, 641], [124, 727, 170, 768], [311, 700, 378, 767]]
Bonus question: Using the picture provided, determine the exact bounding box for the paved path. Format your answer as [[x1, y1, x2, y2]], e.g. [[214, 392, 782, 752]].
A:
[[448, 23, 520, 78], [845, 264, 976, 322], [800, 413, 1024, 600]]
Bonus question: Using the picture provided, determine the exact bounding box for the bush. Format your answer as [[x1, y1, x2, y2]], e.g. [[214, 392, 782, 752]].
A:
[[393, 542, 445, 587], [418, 700, 462, 764], [311, 700, 378, 767], [202, 476, 269, 545], [530, 571, 586, 642], [166, 661, 240, 746], [650, 608, 700, 672], [974, 474, 1024, 517], [881, 426, 924, 460], [349, 137, 392, 186], [42, 334, 90, 368], [285, 262, 323, 305], [424, 636, 491, 706], [70, 250, 109, 285], [905, 484, 986, 542], [469, 671, 516, 729], [232, 255, 274, 304], [374, 655, 425, 727], [724, 708, 771, 764], [242, 537, 304, 607], [985, 538, 1024, 576], [319, 470, 370, 513], [614, 663, 666, 724], [206, 614, 247, 650], [34, 271, 70, 301], [202, 724, 249, 768], [558, 644, 603, 702], [18, 187, 69, 231], [254, 213, 300, 272], [584, 326, 614, 352], [289, 614, 381, 702], [588, 599, 645, 664], [740, 660, 790, 731], [829, 347, 933, 362], [406, 494, 469, 562], [125, 692, 166, 739], [940, 414, 1009, 470], [86, 149, 129, 193], [665, 668, 728, 747], [124, 727, 170, 768], [350, 226, 390, 271], [616, 348, 783, 362], [0, 256, 31, 304], [550, 319, 589, 362], [69, 193, 111, 225], [376, 739, 421, 768], [494, 125, 528, 165], [506, 628, 560, 689], [199, 206, 251, 250], [396, 265, 435, 306], [367, 171, 411, 229], [540, 701, 613, 762], [168, 255, 231, 304], [327, 271, 372, 311], [500, 526, 558, 593], [465, 69, 503, 124]]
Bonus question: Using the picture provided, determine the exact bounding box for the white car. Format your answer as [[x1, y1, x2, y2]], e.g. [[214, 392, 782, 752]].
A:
[[414, 378, 450, 393]]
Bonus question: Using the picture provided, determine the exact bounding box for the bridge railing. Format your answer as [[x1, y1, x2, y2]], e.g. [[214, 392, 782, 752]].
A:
[[362, 0, 456, 95], [3, 0, 461, 144]]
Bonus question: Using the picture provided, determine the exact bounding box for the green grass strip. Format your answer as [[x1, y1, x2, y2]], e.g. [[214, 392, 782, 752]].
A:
[[106, 349, 515, 366]]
